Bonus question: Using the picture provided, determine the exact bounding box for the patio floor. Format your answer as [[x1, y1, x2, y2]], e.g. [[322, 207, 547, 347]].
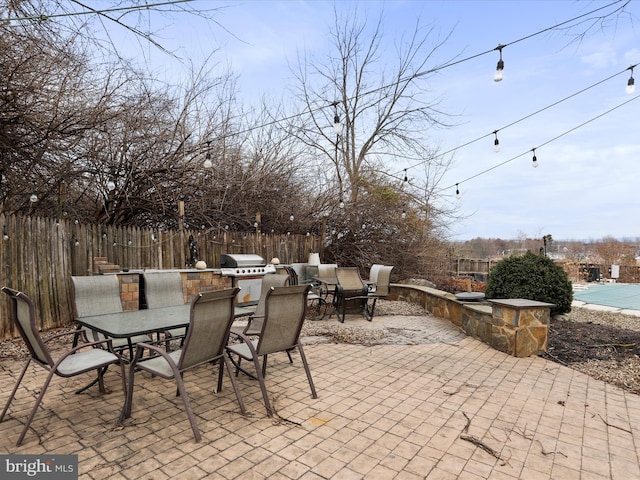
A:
[[1, 312, 639, 479]]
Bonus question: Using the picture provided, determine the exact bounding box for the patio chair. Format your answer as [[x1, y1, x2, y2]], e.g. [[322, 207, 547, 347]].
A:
[[226, 284, 316, 417], [71, 275, 152, 356], [276, 266, 326, 320], [142, 271, 187, 346], [334, 267, 373, 322], [234, 273, 290, 337], [364, 265, 394, 319], [1, 287, 126, 446], [365, 264, 384, 292], [123, 288, 246, 443]]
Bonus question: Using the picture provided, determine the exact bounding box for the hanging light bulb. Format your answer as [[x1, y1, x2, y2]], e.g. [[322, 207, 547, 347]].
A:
[[403, 169, 408, 182], [401, 209, 407, 219], [494, 45, 504, 82], [203, 152, 212, 169], [455, 183, 461, 199], [29, 193, 38, 203], [106, 180, 116, 192], [339, 197, 344, 209], [333, 102, 342, 135], [3, 225, 8, 241], [532, 148, 539, 168], [289, 213, 294, 221], [493, 131, 500, 152], [626, 66, 635, 94]]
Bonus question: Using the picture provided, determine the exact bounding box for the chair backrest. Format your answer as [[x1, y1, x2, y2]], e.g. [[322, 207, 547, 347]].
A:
[[2, 287, 53, 367], [179, 287, 240, 370], [71, 275, 122, 317], [254, 273, 290, 318], [372, 266, 394, 296], [335, 267, 367, 293], [282, 266, 299, 285], [143, 271, 185, 308], [289, 263, 307, 283], [317, 264, 337, 279], [369, 264, 384, 284], [256, 284, 310, 356]]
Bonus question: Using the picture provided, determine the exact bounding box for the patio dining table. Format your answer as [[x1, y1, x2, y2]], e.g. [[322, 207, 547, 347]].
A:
[[76, 304, 254, 358], [75, 302, 254, 422]]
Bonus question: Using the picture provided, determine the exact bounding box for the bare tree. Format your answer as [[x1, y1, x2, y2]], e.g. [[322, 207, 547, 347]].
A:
[[288, 8, 459, 274]]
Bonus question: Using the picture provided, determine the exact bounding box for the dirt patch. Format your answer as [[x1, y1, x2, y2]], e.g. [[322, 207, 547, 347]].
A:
[[545, 313, 640, 395]]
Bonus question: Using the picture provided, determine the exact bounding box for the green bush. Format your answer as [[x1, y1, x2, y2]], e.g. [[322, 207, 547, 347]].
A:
[[485, 251, 573, 315]]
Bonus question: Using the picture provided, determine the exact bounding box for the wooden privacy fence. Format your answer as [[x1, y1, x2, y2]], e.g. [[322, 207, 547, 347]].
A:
[[0, 213, 323, 339]]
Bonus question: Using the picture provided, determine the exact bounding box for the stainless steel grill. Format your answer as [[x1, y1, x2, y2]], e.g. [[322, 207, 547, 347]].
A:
[[219, 254, 276, 306], [219, 253, 276, 277]]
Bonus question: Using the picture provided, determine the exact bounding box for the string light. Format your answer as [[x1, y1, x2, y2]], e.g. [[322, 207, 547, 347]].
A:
[[493, 131, 500, 152], [455, 183, 461, 199], [403, 169, 408, 182], [339, 197, 344, 209], [29, 194, 38, 203], [3, 225, 8, 241], [531, 148, 539, 168], [399, 66, 638, 189], [626, 66, 635, 94], [401, 209, 407, 219], [333, 102, 342, 135], [493, 45, 505, 82]]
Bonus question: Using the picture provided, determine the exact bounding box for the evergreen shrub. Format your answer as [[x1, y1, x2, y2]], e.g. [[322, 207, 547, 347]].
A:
[[485, 251, 573, 315]]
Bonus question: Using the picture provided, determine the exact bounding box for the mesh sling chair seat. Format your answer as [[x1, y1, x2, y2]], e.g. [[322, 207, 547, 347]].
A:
[[226, 284, 317, 417], [334, 267, 375, 322], [122, 288, 246, 443], [1, 287, 126, 447], [72, 275, 153, 357]]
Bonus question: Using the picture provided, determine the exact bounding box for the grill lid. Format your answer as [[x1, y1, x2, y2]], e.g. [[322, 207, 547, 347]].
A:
[[220, 253, 266, 268]]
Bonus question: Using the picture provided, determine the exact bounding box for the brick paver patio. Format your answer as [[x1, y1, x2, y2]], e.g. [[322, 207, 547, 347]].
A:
[[1, 313, 639, 479]]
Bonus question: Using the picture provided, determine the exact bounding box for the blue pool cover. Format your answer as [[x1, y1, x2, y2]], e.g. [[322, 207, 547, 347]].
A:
[[573, 283, 640, 311]]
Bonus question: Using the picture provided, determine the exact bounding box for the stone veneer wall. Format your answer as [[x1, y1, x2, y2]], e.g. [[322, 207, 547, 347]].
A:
[[388, 284, 550, 357], [114, 270, 232, 311]]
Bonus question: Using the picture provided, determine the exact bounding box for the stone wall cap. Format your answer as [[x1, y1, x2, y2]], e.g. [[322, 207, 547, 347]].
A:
[[489, 298, 555, 308]]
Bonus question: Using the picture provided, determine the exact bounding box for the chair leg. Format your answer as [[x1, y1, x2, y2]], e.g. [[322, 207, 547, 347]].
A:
[[0, 359, 31, 423], [173, 373, 201, 442], [252, 354, 273, 417], [16, 369, 56, 447], [222, 356, 246, 415], [216, 357, 224, 393], [297, 344, 317, 399]]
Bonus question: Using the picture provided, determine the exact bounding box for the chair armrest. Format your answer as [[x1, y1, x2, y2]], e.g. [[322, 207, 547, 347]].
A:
[[43, 329, 86, 343]]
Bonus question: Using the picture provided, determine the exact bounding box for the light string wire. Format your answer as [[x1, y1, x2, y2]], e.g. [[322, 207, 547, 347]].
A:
[[185, 0, 628, 150], [5, 0, 624, 159], [440, 92, 639, 194], [4, 0, 633, 208], [395, 63, 637, 181], [0, 0, 193, 22]]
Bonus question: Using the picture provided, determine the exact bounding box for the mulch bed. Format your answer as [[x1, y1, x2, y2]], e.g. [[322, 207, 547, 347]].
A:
[[545, 318, 640, 395]]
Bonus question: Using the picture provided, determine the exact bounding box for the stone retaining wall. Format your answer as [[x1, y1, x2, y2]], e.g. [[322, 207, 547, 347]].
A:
[[389, 284, 550, 357]]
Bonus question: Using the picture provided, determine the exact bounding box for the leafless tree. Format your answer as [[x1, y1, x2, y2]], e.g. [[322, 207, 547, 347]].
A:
[[288, 7, 460, 275]]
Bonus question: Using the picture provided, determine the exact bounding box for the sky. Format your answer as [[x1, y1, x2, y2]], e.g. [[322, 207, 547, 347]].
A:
[[100, 0, 639, 241]]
